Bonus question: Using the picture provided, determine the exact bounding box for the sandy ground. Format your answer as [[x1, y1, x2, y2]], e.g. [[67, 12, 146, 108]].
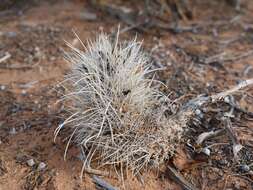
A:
[[0, 0, 253, 189]]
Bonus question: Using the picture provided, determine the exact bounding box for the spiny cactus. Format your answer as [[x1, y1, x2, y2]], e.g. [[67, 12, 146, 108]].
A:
[[55, 33, 187, 175]]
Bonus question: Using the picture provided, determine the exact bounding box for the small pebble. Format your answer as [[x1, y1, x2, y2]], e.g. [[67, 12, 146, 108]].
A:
[[0, 85, 6, 90], [195, 109, 202, 115], [27, 159, 35, 167], [195, 108, 204, 119], [21, 90, 27, 95], [201, 147, 211, 156], [38, 162, 46, 171], [239, 164, 250, 172], [224, 96, 230, 103], [9, 127, 17, 135]]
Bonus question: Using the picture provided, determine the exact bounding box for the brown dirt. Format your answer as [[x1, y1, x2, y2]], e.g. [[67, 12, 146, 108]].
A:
[[0, 0, 253, 189]]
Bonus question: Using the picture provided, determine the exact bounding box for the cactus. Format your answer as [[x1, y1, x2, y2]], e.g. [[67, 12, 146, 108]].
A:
[[55, 33, 186, 175]]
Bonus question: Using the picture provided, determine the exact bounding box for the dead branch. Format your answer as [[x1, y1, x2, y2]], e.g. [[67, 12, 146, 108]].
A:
[[184, 79, 253, 117], [82, 165, 110, 177], [204, 50, 253, 64], [0, 64, 34, 70], [79, 147, 116, 188], [18, 81, 38, 89], [211, 79, 253, 102], [0, 52, 11, 63], [223, 118, 242, 160], [92, 175, 118, 190], [167, 165, 198, 190], [196, 129, 225, 145], [224, 95, 253, 117], [79, 146, 111, 178]]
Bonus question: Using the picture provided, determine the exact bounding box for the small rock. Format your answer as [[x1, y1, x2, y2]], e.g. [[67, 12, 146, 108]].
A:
[[9, 127, 17, 135], [195, 109, 202, 115], [201, 147, 211, 156], [0, 85, 6, 91], [239, 164, 250, 172], [38, 162, 46, 171], [27, 159, 35, 167], [224, 96, 230, 103], [21, 90, 27, 95], [195, 109, 204, 119]]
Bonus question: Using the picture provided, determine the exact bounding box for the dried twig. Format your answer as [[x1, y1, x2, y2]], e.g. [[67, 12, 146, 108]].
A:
[[0, 52, 11, 63], [223, 118, 242, 160], [119, 22, 145, 34], [184, 79, 253, 114], [18, 81, 38, 89], [82, 165, 110, 177], [79, 146, 111, 177], [196, 129, 225, 145], [0, 63, 35, 70], [204, 50, 253, 64], [224, 95, 253, 117], [92, 175, 118, 190], [167, 165, 198, 190], [154, 22, 199, 34], [211, 79, 253, 102]]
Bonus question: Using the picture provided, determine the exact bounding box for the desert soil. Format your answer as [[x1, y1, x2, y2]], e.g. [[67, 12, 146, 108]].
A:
[[0, 0, 253, 190]]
